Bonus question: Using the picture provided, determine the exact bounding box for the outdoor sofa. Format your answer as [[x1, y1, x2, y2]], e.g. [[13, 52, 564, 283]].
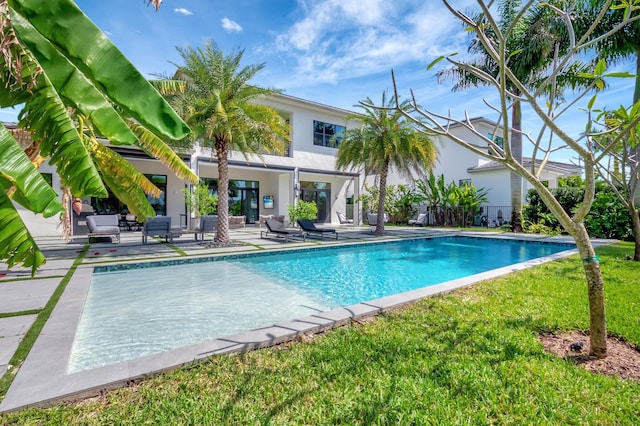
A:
[[408, 213, 428, 226], [86, 214, 121, 243], [141, 216, 173, 244]]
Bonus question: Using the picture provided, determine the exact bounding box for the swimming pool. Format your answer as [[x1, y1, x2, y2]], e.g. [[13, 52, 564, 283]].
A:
[[68, 236, 574, 372]]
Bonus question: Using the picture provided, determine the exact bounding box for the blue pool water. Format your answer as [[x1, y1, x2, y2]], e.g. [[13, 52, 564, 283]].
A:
[[68, 236, 573, 372]]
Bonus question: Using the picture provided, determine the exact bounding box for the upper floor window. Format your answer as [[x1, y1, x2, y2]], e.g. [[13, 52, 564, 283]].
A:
[[488, 133, 504, 153], [314, 120, 345, 148]]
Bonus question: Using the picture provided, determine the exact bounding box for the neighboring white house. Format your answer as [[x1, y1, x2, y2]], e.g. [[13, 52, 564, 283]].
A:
[[385, 117, 581, 224], [11, 100, 581, 237]]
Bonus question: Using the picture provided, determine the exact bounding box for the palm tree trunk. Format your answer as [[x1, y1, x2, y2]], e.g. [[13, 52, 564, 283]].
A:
[[214, 138, 230, 244], [376, 160, 390, 236], [510, 99, 524, 232]]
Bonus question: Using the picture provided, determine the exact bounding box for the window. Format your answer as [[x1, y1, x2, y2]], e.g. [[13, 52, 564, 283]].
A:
[[488, 133, 504, 153], [145, 174, 167, 216], [313, 120, 345, 148], [459, 179, 472, 187]]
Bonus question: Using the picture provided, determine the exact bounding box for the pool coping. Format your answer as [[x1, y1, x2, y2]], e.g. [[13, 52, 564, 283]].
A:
[[0, 232, 608, 412]]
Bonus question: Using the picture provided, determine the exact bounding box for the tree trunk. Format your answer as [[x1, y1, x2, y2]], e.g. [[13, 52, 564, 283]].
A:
[[61, 187, 72, 242], [631, 206, 640, 261], [532, 176, 607, 358], [214, 138, 230, 244], [572, 222, 607, 358], [634, 52, 640, 105], [510, 99, 524, 232], [376, 161, 390, 236]]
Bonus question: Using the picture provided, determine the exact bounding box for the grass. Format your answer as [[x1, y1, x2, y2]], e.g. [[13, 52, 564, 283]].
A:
[[2, 242, 639, 424]]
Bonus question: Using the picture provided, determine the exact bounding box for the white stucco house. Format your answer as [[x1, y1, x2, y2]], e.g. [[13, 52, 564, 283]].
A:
[[12, 98, 581, 236], [385, 117, 582, 225]]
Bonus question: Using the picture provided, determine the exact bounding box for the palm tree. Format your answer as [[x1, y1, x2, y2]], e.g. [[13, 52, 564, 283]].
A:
[[335, 91, 438, 235], [437, 0, 567, 232], [580, 0, 640, 103], [1, 0, 196, 273], [168, 41, 290, 244]]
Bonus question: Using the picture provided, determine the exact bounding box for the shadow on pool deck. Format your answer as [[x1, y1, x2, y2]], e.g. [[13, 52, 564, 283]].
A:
[[0, 226, 598, 412]]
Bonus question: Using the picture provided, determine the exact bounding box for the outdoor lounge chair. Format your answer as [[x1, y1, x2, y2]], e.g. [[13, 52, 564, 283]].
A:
[[297, 219, 338, 239], [336, 211, 354, 224], [366, 212, 389, 229], [142, 216, 172, 244], [194, 215, 218, 241], [261, 219, 306, 242], [408, 213, 428, 226], [86, 214, 120, 243]]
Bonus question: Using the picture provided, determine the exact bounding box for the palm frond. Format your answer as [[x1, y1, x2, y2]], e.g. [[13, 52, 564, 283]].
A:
[[149, 79, 186, 96]]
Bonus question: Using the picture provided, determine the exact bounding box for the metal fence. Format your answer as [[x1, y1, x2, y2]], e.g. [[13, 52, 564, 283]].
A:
[[415, 205, 512, 228]]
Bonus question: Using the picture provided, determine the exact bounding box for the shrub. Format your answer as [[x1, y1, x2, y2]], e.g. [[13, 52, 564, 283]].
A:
[[183, 182, 218, 217], [288, 200, 318, 224], [524, 180, 632, 239]]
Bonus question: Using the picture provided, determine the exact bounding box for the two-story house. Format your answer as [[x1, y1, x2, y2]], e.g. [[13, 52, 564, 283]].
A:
[[14, 99, 581, 237]]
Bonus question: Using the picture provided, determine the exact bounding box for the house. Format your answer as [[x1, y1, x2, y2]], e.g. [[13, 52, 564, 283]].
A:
[[385, 117, 581, 224], [11, 94, 362, 237], [11, 102, 581, 237]]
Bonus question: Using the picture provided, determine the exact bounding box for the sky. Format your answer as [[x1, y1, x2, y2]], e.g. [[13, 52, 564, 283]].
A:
[[2, 0, 636, 164]]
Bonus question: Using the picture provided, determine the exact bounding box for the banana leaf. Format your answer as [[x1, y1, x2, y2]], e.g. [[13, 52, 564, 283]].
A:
[[126, 119, 199, 184], [0, 125, 64, 216], [9, 0, 191, 141], [0, 126, 62, 274], [16, 72, 107, 197], [88, 139, 158, 221], [0, 189, 46, 275], [9, 11, 138, 145]]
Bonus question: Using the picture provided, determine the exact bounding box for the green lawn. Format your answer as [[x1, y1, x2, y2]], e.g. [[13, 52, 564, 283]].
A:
[[2, 243, 639, 425]]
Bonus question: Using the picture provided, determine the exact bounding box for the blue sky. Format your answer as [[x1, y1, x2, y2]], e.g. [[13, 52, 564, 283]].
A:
[[2, 0, 636, 163]]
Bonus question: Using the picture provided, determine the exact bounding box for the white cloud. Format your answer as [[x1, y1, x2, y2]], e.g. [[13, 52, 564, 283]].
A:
[[221, 17, 243, 33], [174, 8, 193, 16], [272, 1, 471, 87]]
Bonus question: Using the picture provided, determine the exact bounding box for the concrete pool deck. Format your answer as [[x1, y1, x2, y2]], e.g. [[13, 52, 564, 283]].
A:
[[0, 226, 609, 412]]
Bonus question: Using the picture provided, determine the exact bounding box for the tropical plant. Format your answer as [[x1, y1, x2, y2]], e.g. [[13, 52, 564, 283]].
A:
[[0, 0, 197, 274], [525, 179, 634, 241], [183, 182, 218, 218], [288, 200, 318, 225], [166, 40, 290, 244], [335, 91, 437, 235], [400, 0, 640, 358], [589, 102, 640, 259], [386, 184, 425, 224], [416, 172, 489, 226], [436, 0, 586, 232], [577, 0, 640, 104]]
